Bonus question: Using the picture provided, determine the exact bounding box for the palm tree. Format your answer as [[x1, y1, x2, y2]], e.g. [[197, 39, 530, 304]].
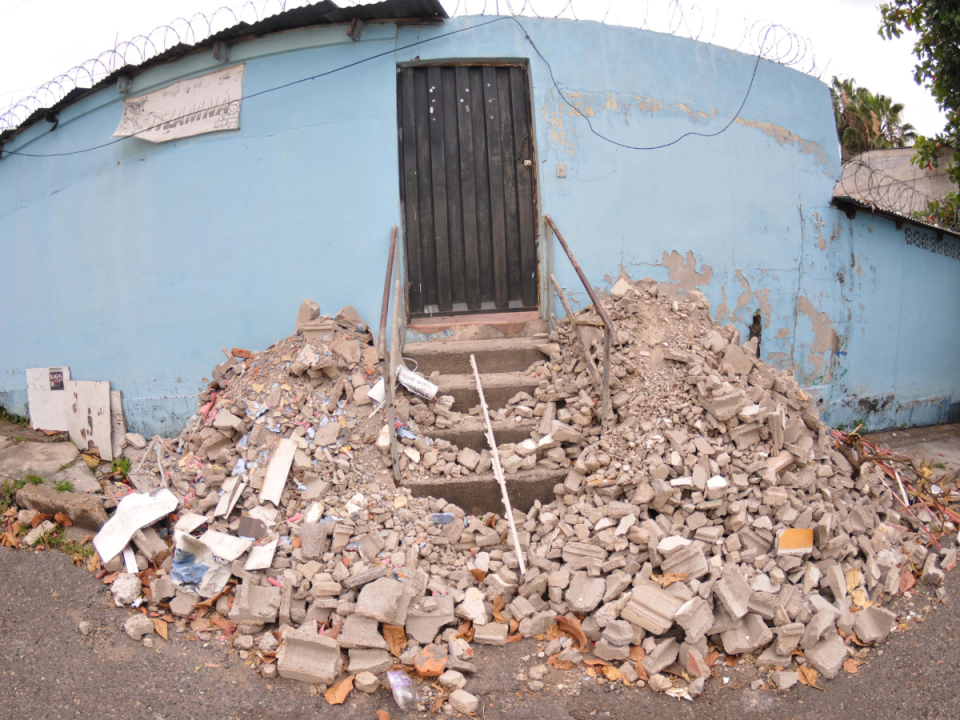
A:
[[830, 77, 916, 158]]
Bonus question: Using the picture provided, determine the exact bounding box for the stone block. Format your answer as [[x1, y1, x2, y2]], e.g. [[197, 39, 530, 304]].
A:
[[660, 546, 708, 580], [675, 597, 713, 643], [642, 637, 679, 676], [594, 638, 630, 661], [16, 483, 108, 529], [474, 622, 509, 646], [519, 610, 557, 637]]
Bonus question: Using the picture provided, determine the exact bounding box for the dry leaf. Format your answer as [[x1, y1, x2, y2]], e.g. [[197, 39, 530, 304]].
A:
[[377, 711, 391, 720], [797, 665, 823, 690], [324, 618, 344, 640], [634, 661, 648, 682], [556, 615, 589, 651], [203, 663, 220, 668], [899, 567, 917, 594], [845, 569, 863, 594], [602, 665, 628, 686], [291, 536, 302, 549], [471, 569, 487, 582], [848, 631, 874, 647], [0, 532, 18, 548], [325, 675, 354, 705], [508, 617, 520, 635], [650, 572, 689, 588], [492, 607, 506, 624], [383, 624, 408, 657], [843, 658, 865, 674], [582, 657, 611, 667], [54, 512, 73, 528], [506, 633, 523, 643], [547, 654, 574, 671], [705, 651, 719, 666], [153, 619, 169, 641], [31, 513, 51, 528], [493, 595, 505, 612], [103, 571, 118, 585], [2, 508, 16, 518], [725, 654, 739, 666], [629, 645, 645, 664], [545, 624, 561, 641]]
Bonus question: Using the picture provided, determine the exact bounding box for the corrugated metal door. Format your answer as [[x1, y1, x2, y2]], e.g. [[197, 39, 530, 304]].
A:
[[397, 64, 538, 317]]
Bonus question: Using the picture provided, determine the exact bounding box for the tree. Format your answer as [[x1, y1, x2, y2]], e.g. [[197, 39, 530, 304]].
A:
[[880, 0, 960, 227], [830, 77, 916, 159]]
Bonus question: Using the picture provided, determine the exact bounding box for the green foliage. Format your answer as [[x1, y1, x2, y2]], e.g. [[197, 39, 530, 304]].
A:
[[935, 462, 947, 469], [0, 405, 29, 427], [881, 1, 960, 227], [23, 474, 44, 485], [831, 76, 916, 158], [54, 480, 74, 493], [111, 457, 131, 478]]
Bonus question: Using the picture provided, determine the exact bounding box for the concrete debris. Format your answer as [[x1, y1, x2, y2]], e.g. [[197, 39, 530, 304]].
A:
[[9, 286, 955, 701], [123, 614, 155, 641]]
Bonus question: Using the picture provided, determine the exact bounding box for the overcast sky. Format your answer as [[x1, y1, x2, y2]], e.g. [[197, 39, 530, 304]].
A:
[[0, 0, 946, 136]]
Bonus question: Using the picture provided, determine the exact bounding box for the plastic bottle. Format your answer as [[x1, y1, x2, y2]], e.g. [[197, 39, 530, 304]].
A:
[[387, 670, 418, 710]]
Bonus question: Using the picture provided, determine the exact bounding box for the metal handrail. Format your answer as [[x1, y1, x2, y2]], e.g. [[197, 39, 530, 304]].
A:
[[379, 225, 401, 483], [544, 215, 617, 433], [378, 225, 398, 362], [544, 216, 618, 344]]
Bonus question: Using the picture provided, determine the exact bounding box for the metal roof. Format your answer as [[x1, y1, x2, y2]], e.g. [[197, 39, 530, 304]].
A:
[[0, 0, 446, 144]]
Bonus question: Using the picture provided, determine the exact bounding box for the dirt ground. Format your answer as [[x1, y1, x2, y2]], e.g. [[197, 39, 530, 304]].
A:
[[0, 544, 957, 720]]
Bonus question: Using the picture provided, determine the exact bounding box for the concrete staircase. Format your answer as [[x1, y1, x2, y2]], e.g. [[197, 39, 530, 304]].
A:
[[399, 335, 567, 515]]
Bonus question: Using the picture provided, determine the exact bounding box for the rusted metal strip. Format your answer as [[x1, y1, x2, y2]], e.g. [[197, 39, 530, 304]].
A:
[[378, 225, 398, 361], [543, 215, 617, 344], [550, 272, 599, 383]]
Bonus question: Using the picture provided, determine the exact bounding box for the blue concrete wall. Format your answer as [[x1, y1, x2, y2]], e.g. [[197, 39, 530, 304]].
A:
[[1, 16, 955, 434]]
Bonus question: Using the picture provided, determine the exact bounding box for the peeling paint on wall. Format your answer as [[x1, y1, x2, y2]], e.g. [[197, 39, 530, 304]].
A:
[[656, 250, 713, 292], [796, 295, 842, 383]]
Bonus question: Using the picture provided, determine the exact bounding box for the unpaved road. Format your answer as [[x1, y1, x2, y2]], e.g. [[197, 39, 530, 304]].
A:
[[0, 545, 956, 720]]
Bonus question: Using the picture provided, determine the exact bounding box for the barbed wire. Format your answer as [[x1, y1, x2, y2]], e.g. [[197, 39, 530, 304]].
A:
[[835, 156, 960, 232], [1, 0, 822, 135]]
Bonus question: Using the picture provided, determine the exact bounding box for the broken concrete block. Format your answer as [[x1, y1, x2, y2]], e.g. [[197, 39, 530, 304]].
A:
[[354, 671, 380, 693], [16, 483, 108, 530], [601, 619, 634, 647], [679, 642, 710, 678], [229, 581, 281, 625], [300, 521, 332, 561], [519, 610, 557, 637], [111, 573, 142, 606], [277, 620, 342, 684], [449, 689, 479, 714], [853, 605, 897, 644], [620, 585, 684, 635], [473, 622, 508, 646], [347, 648, 393, 675], [566, 573, 605, 613], [804, 631, 847, 679], [675, 597, 713, 643], [720, 613, 772, 655], [405, 595, 455, 645], [594, 638, 630, 661], [714, 569, 752, 619], [123, 614, 155, 641], [339, 614, 388, 650], [170, 590, 200, 618], [356, 577, 412, 626]]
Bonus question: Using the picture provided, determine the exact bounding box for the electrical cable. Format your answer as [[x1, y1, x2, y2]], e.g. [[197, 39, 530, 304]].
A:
[[508, 15, 767, 151], [2, 14, 768, 159]]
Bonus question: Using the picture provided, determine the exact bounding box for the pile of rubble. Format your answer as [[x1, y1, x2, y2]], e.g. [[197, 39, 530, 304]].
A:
[[7, 277, 958, 708]]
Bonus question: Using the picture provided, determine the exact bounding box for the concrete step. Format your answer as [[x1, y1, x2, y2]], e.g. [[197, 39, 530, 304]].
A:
[[424, 418, 538, 453], [404, 466, 566, 516], [406, 310, 547, 343], [438, 372, 538, 412], [404, 337, 549, 376]]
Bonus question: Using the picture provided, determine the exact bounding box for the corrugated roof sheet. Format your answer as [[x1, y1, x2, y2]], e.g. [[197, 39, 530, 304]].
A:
[[1, 0, 445, 143]]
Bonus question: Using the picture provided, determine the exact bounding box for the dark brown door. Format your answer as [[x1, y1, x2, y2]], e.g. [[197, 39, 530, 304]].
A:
[[397, 64, 538, 317]]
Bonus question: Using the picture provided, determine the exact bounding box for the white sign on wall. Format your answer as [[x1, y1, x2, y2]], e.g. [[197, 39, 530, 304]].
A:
[[113, 64, 245, 143]]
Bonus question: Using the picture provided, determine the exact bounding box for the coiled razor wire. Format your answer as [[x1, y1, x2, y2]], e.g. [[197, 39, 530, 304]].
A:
[[1, 0, 822, 134], [835, 157, 960, 233]]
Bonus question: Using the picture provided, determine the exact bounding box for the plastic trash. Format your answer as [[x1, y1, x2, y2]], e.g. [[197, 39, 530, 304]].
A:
[[430, 512, 454, 525], [396, 364, 438, 401], [387, 670, 419, 709]]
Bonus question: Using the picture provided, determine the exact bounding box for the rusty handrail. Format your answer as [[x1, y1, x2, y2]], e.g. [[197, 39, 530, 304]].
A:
[[545, 215, 617, 433], [544, 215, 618, 345], [378, 225, 398, 361]]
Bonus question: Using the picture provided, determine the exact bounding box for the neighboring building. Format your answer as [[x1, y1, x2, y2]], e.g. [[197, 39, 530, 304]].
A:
[[1, 2, 958, 434]]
